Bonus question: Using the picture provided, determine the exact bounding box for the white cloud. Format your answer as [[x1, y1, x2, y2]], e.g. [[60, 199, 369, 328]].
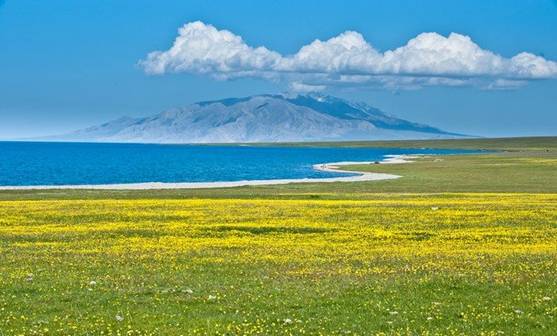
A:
[[288, 82, 326, 93], [485, 79, 527, 90], [278, 31, 382, 74], [140, 21, 281, 76], [140, 21, 557, 90]]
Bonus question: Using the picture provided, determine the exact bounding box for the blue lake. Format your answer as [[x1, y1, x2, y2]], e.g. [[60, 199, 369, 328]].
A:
[[0, 142, 478, 186]]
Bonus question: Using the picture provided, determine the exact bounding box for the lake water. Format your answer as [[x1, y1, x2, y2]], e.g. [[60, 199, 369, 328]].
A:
[[0, 142, 477, 186]]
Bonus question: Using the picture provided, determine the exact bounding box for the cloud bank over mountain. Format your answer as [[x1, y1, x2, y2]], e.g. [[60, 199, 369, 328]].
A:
[[139, 21, 557, 90]]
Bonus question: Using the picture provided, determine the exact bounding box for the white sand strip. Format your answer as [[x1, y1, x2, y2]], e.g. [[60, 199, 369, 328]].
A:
[[0, 154, 420, 190], [381, 154, 420, 164]]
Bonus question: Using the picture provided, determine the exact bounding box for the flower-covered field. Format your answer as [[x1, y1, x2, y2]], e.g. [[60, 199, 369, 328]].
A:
[[1, 194, 556, 335]]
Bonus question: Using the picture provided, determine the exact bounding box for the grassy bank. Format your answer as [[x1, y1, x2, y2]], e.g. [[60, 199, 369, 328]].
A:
[[262, 136, 557, 151]]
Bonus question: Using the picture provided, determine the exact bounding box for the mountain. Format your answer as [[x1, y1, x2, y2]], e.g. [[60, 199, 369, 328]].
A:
[[44, 94, 465, 143]]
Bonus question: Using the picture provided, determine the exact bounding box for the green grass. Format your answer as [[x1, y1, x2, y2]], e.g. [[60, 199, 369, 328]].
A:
[[340, 151, 557, 193], [246, 136, 557, 151]]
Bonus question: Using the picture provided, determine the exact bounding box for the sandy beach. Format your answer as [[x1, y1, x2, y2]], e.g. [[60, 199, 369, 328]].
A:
[[0, 154, 419, 190]]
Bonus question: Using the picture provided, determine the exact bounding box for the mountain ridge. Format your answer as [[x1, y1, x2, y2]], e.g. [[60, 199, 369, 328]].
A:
[[41, 94, 467, 143]]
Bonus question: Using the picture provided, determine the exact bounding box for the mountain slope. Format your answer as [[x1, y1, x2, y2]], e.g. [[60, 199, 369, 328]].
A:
[[47, 94, 465, 143]]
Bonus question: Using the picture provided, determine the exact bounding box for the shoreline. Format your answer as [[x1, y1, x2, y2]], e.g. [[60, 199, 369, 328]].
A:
[[0, 155, 418, 191]]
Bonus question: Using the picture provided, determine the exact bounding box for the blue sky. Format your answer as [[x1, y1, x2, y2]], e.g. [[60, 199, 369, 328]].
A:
[[0, 0, 556, 138]]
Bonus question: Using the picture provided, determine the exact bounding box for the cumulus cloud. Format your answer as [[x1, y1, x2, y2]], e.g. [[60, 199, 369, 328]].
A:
[[141, 21, 281, 77], [139, 21, 557, 90]]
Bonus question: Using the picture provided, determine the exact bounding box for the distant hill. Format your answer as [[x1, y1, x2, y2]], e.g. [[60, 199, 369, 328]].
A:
[[43, 94, 466, 143]]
